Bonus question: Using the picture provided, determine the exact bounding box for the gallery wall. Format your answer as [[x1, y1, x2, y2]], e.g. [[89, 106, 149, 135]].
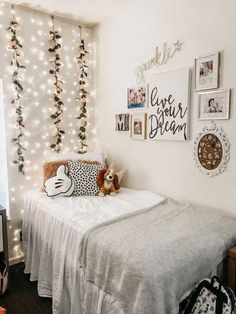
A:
[[0, 2, 95, 261], [95, 0, 236, 211]]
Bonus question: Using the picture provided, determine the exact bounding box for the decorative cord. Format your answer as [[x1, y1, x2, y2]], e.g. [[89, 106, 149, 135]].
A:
[[76, 26, 89, 154], [48, 15, 65, 152], [7, 6, 26, 174]]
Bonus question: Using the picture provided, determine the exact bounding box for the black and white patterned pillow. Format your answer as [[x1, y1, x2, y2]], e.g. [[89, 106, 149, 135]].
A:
[[68, 161, 105, 196]]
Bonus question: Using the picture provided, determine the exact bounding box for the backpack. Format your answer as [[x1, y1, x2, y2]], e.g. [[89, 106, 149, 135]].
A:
[[181, 276, 235, 314]]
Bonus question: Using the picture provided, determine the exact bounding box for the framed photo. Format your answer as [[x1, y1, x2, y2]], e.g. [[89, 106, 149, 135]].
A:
[[199, 89, 230, 120], [131, 113, 146, 140], [127, 85, 147, 109], [115, 114, 129, 131], [195, 52, 220, 91]]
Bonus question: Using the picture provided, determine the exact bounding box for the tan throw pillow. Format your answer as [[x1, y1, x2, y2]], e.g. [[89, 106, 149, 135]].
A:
[[41, 160, 68, 192], [41, 160, 100, 192]]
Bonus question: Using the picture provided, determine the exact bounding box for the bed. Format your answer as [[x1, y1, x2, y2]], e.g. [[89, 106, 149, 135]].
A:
[[23, 188, 164, 313], [23, 188, 236, 314]]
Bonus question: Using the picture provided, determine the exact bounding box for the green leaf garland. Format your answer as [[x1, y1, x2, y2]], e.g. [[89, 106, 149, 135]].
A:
[[7, 6, 26, 175], [48, 16, 65, 152], [76, 26, 89, 154]]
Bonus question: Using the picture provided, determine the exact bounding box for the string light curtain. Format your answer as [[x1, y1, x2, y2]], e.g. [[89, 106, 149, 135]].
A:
[[0, 3, 95, 260], [48, 15, 65, 153], [7, 5, 26, 174], [76, 26, 89, 154]]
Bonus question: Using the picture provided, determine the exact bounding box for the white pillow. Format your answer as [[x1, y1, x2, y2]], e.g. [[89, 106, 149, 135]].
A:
[[44, 165, 74, 197], [43, 151, 105, 163]]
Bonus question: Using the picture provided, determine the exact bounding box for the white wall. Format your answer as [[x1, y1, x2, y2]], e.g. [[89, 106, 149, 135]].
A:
[[95, 0, 236, 211], [0, 3, 95, 261]]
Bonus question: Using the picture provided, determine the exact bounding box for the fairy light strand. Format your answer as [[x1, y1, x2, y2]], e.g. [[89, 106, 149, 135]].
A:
[[75, 25, 89, 154], [7, 6, 26, 174], [48, 15, 65, 152], [0, 4, 94, 259]]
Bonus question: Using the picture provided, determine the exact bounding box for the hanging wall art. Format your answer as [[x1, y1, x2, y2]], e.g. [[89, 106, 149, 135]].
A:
[[134, 40, 184, 84], [115, 114, 129, 131], [147, 67, 191, 141], [7, 6, 26, 174], [75, 26, 89, 154], [195, 52, 220, 91], [131, 113, 146, 140], [127, 86, 147, 110], [193, 122, 230, 177], [198, 89, 230, 120], [48, 15, 65, 153]]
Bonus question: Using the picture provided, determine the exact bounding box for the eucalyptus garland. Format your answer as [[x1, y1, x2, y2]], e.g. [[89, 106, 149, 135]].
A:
[[76, 26, 89, 154], [48, 15, 65, 152], [7, 6, 26, 174]]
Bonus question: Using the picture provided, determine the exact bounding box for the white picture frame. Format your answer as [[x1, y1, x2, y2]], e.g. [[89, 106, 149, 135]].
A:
[[195, 52, 220, 91], [147, 68, 191, 141], [198, 89, 230, 120], [131, 113, 146, 140], [193, 122, 230, 177]]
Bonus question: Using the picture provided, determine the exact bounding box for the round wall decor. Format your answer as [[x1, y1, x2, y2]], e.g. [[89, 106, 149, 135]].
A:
[[193, 122, 230, 176]]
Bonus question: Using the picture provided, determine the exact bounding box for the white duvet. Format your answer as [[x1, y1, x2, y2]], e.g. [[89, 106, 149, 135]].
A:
[[23, 188, 164, 314]]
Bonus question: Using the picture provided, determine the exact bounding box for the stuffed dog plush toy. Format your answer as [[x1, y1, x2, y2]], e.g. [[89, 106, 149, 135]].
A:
[[97, 168, 120, 196]]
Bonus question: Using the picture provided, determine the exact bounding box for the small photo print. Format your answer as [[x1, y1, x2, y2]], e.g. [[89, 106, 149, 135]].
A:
[[115, 114, 129, 131], [195, 52, 219, 91], [199, 89, 230, 120], [200, 60, 213, 78], [131, 113, 146, 140], [127, 86, 147, 109]]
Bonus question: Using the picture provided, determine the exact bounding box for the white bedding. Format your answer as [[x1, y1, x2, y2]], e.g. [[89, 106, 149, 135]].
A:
[[23, 188, 164, 314]]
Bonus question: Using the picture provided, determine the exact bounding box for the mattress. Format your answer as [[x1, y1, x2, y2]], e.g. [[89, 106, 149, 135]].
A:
[[23, 188, 165, 314]]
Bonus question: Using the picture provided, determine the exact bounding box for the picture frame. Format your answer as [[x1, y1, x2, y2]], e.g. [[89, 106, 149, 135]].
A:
[[193, 122, 230, 177], [195, 52, 220, 91], [131, 113, 146, 140], [147, 68, 191, 141], [127, 85, 147, 109], [198, 89, 230, 120], [115, 114, 130, 131]]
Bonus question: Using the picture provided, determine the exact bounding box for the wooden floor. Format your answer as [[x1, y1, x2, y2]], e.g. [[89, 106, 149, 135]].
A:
[[0, 263, 52, 314]]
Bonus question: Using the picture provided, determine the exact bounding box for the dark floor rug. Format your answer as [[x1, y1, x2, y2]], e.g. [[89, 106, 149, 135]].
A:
[[0, 263, 52, 314]]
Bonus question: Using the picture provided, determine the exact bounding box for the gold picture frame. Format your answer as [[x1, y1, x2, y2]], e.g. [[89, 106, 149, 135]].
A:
[[194, 52, 220, 91], [131, 113, 146, 140]]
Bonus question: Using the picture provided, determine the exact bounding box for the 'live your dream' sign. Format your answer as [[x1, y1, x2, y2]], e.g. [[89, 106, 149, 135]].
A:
[[147, 68, 191, 141]]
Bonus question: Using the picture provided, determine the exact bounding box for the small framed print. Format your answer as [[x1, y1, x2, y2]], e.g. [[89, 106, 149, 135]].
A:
[[195, 52, 220, 91], [131, 113, 146, 140], [127, 85, 147, 109], [115, 114, 130, 131], [199, 89, 230, 120]]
